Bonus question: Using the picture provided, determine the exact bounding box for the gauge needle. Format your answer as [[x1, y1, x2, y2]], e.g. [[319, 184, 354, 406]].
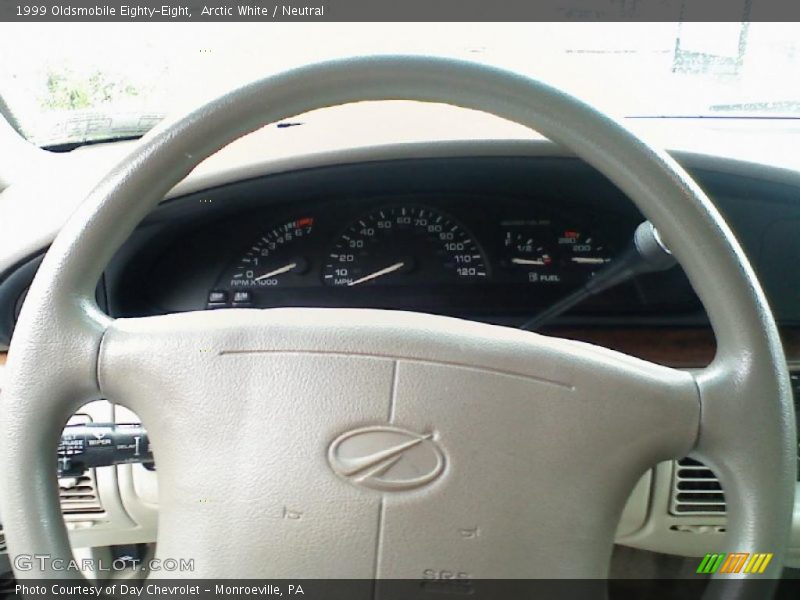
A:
[[254, 262, 297, 281], [571, 257, 608, 265], [511, 257, 547, 266], [347, 261, 405, 286]]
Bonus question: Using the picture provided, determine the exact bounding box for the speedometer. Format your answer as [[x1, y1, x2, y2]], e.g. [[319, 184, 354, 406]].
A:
[[322, 206, 488, 287]]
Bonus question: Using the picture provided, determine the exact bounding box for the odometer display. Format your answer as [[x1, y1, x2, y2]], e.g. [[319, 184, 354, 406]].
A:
[[322, 206, 488, 287]]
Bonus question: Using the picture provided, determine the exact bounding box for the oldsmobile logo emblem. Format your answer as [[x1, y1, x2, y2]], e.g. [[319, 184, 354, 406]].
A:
[[328, 426, 445, 491]]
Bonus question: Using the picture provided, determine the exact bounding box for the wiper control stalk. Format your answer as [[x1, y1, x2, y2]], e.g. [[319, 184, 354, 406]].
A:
[[58, 423, 153, 477]]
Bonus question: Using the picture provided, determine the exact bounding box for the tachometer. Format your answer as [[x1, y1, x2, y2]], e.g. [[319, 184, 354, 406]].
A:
[[322, 206, 488, 287], [228, 217, 314, 289]]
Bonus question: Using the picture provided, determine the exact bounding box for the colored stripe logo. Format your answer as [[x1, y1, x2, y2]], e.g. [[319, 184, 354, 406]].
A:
[[697, 552, 773, 574]]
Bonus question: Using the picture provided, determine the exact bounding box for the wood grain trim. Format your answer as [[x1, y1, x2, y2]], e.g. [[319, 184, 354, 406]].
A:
[[0, 329, 796, 370], [542, 326, 800, 368], [543, 326, 716, 368]]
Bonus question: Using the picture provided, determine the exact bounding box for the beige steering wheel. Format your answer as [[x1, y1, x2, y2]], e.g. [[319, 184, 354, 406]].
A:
[[0, 57, 795, 597]]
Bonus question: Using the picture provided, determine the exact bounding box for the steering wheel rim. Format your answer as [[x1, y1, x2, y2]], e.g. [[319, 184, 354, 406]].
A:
[[1, 56, 795, 592]]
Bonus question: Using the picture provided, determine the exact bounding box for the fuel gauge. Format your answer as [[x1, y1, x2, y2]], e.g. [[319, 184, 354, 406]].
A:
[[501, 225, 562, 285], [504, 231, 554, 267]]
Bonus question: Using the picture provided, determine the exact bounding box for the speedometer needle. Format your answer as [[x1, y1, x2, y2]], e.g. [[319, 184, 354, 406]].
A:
[[347, 261, 405, 286], [254, 262, 298, 281]]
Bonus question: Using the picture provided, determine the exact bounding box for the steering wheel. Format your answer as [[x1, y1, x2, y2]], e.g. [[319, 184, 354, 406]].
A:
[[0, 57, 795, 594]]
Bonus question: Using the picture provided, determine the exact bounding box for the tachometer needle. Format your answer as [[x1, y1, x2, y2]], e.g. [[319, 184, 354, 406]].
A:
[[254, 262, 298, 281], [347, 261, 405, 286]]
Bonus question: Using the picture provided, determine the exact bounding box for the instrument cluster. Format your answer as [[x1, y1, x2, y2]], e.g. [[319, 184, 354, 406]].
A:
[[192, 194, 659, 317], [95, 150, 706, 324]]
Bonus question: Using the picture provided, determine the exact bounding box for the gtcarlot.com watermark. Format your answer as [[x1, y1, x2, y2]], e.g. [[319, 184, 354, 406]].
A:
[[13, 554, 194, 573]]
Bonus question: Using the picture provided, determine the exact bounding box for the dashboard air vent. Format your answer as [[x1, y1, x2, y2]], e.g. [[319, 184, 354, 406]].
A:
[[59, 471, 103, 515], [670, 457, 726, 516]]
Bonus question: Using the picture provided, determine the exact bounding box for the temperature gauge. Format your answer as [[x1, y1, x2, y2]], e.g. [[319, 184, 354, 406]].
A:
[[557, 229, 612, 268]]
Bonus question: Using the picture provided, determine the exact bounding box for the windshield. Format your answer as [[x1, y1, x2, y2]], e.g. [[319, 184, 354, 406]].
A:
[[0, 22, 798, 147]]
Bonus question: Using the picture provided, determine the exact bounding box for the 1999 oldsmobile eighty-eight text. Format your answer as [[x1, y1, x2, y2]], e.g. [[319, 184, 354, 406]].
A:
[[15, 4, 325, 19]]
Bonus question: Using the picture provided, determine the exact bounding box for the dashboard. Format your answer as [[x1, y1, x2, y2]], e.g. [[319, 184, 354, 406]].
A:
[[3, 152, 800, 347]]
